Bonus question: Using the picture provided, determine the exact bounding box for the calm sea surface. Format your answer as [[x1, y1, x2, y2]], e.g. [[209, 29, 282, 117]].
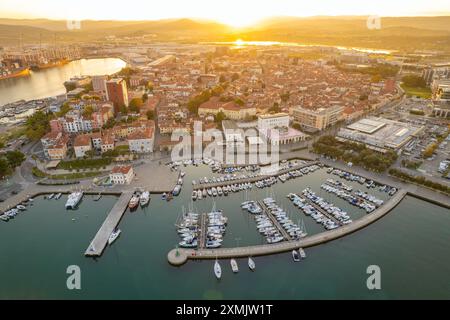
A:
[[0, 166, 449, 299]]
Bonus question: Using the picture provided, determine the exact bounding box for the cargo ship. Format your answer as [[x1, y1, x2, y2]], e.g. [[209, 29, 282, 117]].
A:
[[0, 66, 31, 81]]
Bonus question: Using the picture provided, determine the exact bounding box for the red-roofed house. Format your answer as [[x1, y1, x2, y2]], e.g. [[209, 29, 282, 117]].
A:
[[109, 165, 134, 184], [74, 134, 92, 158], [198, 97, 256, 120], [41, 131, 69, 160], [128, 127, 154, 153]]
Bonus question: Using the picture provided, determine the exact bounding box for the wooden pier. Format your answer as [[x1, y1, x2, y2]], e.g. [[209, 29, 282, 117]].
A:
[[85, 191, 133, 257], [258, 200, 291, 241]]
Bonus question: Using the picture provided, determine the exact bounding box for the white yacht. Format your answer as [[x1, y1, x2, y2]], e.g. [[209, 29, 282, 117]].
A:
[[292, 250, 300, 262], [299, 248, 306, 259], [214, 259, 222, 279], [248, 257, 255, 271], [108, 229, 121, 245], [230, 259, 239, 273], [140, 191, 150, 207], [65, 192, 83, 210]]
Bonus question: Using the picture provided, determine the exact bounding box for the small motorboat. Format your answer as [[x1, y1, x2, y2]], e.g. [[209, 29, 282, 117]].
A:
[[108, 228, 121, 245], [214, 259, 222, 280], [299, 248, 306, 259], [54, 193, 62, 200], [230, 259, 239, 273], [140, 191, 150, 207], [128, 195, 140, 209], [248, 257, 255, 271], [162, 193, 167, 200], [46, 193, 55, 200], [93, 193, 102, 201], [292, 250, 300, 262], [16, 205, 27, 211]]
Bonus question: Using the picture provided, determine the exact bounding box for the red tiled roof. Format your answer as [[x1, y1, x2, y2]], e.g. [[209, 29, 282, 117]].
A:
[[111, 165, 132, 175]]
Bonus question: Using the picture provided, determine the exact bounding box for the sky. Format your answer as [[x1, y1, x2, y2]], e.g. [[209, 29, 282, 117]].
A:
[[1, 0, 449, 27]]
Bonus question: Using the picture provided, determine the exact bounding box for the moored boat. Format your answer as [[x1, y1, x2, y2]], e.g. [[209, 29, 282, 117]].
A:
[[65, 192, 83, 210], [128, 194, 140, 209], [292, 250, 300, 262], [214, 259, 222, 279], [140, 191, 150, 207], [108, 228, 121, 245], [230, 259, 239, 273], [248, 257, 255, 271]]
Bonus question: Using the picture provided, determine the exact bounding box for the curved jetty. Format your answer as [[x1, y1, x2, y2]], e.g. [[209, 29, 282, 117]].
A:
[[168, 189, 407, 265]]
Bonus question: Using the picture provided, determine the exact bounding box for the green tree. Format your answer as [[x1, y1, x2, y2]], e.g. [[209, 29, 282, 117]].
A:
[[119, 105, 128, 115], [269, 102, 281, 113], [102, 118, 116, 129], [82, 105, 94, 118], [129, 98, 143, 113], [0, 158, 11, 178], [146, 110, 155, 120], [215, 111, 226, 124], [142, 93, 148, 102], [56, 102, 71, 117], [25, 111, 52, 141], [6, 150, 25, 168]]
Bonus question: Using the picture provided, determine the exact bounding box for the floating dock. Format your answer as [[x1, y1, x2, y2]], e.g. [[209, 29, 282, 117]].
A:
[[85, 191, 133, 257], [198, 213, 207, 249], [258, 200, 291, 241], [297, 193, 342, 226], [168, 189, 407, 265]]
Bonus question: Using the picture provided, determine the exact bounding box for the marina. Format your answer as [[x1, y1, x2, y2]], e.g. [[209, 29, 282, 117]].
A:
[[0, 162, 449, 299]]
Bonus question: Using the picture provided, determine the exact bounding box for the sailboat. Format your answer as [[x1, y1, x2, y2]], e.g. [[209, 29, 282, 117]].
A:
[[214, 259, 222, 279], [248, 257, 256, 271], [230, 259, 239, 273]]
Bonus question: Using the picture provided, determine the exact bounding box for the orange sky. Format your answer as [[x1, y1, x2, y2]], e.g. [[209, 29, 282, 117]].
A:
[[1, 0, 449, 27]]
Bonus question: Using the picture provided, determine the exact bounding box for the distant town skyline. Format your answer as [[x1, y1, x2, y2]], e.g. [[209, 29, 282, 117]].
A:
[[0, 0, 450, 27]]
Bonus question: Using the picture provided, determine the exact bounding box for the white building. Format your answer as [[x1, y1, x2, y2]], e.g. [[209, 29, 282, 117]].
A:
[[109, 165, 134, 184], [292, 106, 344, 131], [258, 113, 290, 132], [73, 134, 92, 158], [128, 128, 154, 153]]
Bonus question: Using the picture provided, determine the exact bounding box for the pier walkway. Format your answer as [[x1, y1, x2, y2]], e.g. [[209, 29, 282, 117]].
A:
[[297, 193, 342, 225], [258, 200, 291, 241], [85, 191, 133, 257], [198, 213, 207, 249], [168, 189, 407, 265]]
